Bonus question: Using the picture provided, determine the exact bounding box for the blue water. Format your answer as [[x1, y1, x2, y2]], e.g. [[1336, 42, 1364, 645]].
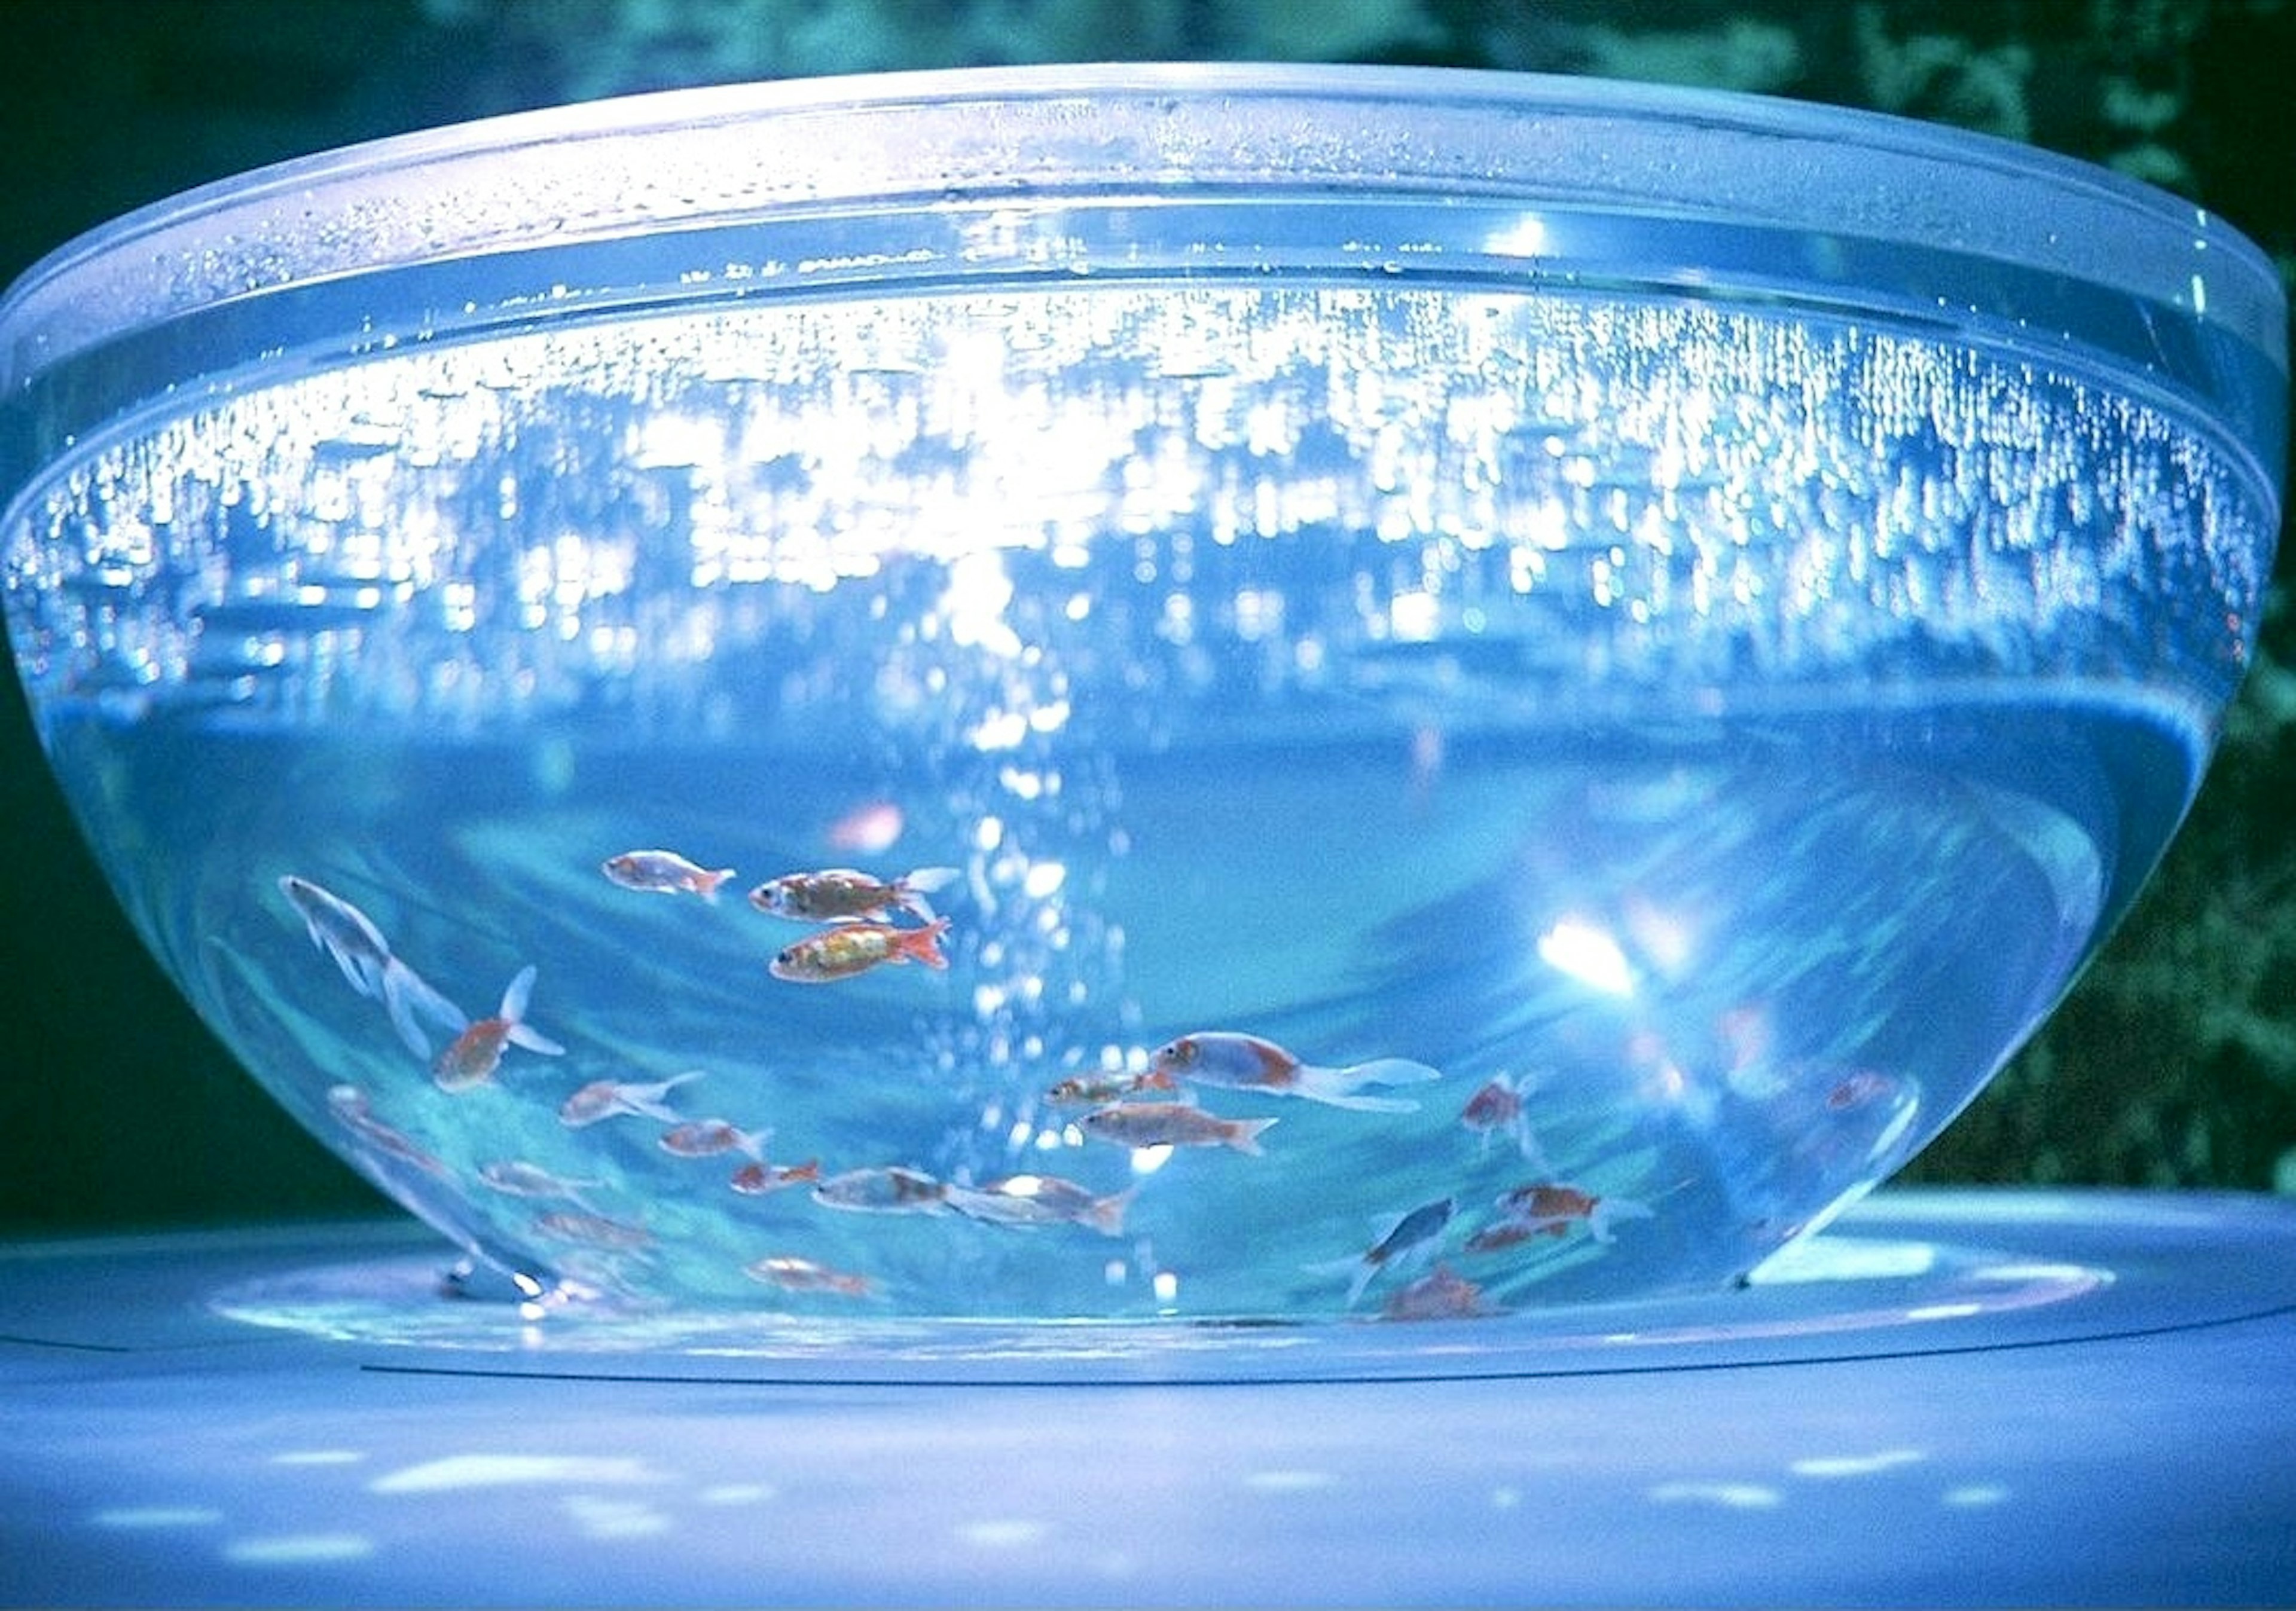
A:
[[5, 282, 2263, 1319]]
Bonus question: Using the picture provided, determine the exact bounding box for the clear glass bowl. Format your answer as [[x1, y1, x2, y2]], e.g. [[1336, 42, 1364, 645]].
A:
[[1, 64, 2283, 1321]]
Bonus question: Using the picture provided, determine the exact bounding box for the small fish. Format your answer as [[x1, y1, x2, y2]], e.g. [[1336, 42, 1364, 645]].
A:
[[324, 1084, 450, 1177], [811, 1165, 952, 1215], [1487, 1182, 1654, 1246], [768, 916, 951, 983], [1317, 1197, 1454, 1307], [477, 1159, 604, 1206], [279, 875, 468, 1058], [558, 1070, 705, 1129], [1381, 1263, 1497, 1322], [948, 1174, 1137, 1237], [748, 866, 960, 925], [743, 1254, 874, 1298], [1494, 1182, 1597, 1224], [1825, 1069, 1901, 1111], [1079, 1102, 1277, 1156], [728, 1158, 822, 1196], [659, 1119, 770, 1163], [432, 964, 567, 1092], [601, 849, 737, 901], [533, 1209, 651, 1250], [1462, 1217, 1567, 1253], [1043, 1069, 1178, 1107], [1147, 1032, 1440, 1114], [1460, 1072, 1549, 1166]]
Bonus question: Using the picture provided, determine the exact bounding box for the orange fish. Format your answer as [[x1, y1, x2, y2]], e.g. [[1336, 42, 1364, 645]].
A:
[[432, 965, 566, 1092], [748, 866, 958, 924], [558, 1070, 703, 1128], [1479, 1181, 1654, 1246], [729, 1158, 822, 1196], [1498, 1183, 1600, 1222], [1043, 1069, 1177, 1106], [1463, 1216, 1569, 1252], [768, 916, 951, 983], [1381, 1263, 1497, 1321], [1459, 1072, 1547, 1165], [1148, 1032, 1439, 1113], [601, 849, 737, 901], [658, 1118, 770, 1162]]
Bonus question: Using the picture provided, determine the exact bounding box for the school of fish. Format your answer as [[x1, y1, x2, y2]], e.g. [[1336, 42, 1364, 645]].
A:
[[275, 839, 1736, 1320]]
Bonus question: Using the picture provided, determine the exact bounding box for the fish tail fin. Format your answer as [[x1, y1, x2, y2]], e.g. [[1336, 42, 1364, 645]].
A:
[[1311, 1087, 1421, 1114], [1512, 1115, 1553, 1172], [1226, 1116, 1278, 1155], [633, 1071, 706, 1123], [495, 965, 563, 1055], [1350, 1057, 1443, 1087], [1293, 1061, 1434, 1113], [1300, 1252, 1372, 1303], [700, 868, 738, 901], [381, 985, 432, 1059], [1088, 1187, 1137, 1237], [899, 916, 952, 970], [897, 867, 961, 923], [497, 964, 538, 1021], [381, 958, 468, 1059], [1589, 1194, 1656, 1245]]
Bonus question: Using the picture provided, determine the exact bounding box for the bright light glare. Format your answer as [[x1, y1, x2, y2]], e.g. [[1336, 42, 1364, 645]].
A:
[[942, 549, 1020, 658], [1537, 918, 1635, 996], [1485, 215, 1549, 256], [223, 1534, 377, 1566], [1789, 1449, 1925, 1479], [370, 1454, 663, 1493]]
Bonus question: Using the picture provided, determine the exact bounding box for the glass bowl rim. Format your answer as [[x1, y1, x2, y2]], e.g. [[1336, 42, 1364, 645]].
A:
[[1, 59, 2285, 394]]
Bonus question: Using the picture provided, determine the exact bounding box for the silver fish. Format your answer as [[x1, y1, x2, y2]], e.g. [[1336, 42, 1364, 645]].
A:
[[279, 875, 466, 1058]]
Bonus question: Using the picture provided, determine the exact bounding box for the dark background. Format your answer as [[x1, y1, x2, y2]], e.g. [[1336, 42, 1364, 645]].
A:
[[3, 0, 2291, 1237]]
